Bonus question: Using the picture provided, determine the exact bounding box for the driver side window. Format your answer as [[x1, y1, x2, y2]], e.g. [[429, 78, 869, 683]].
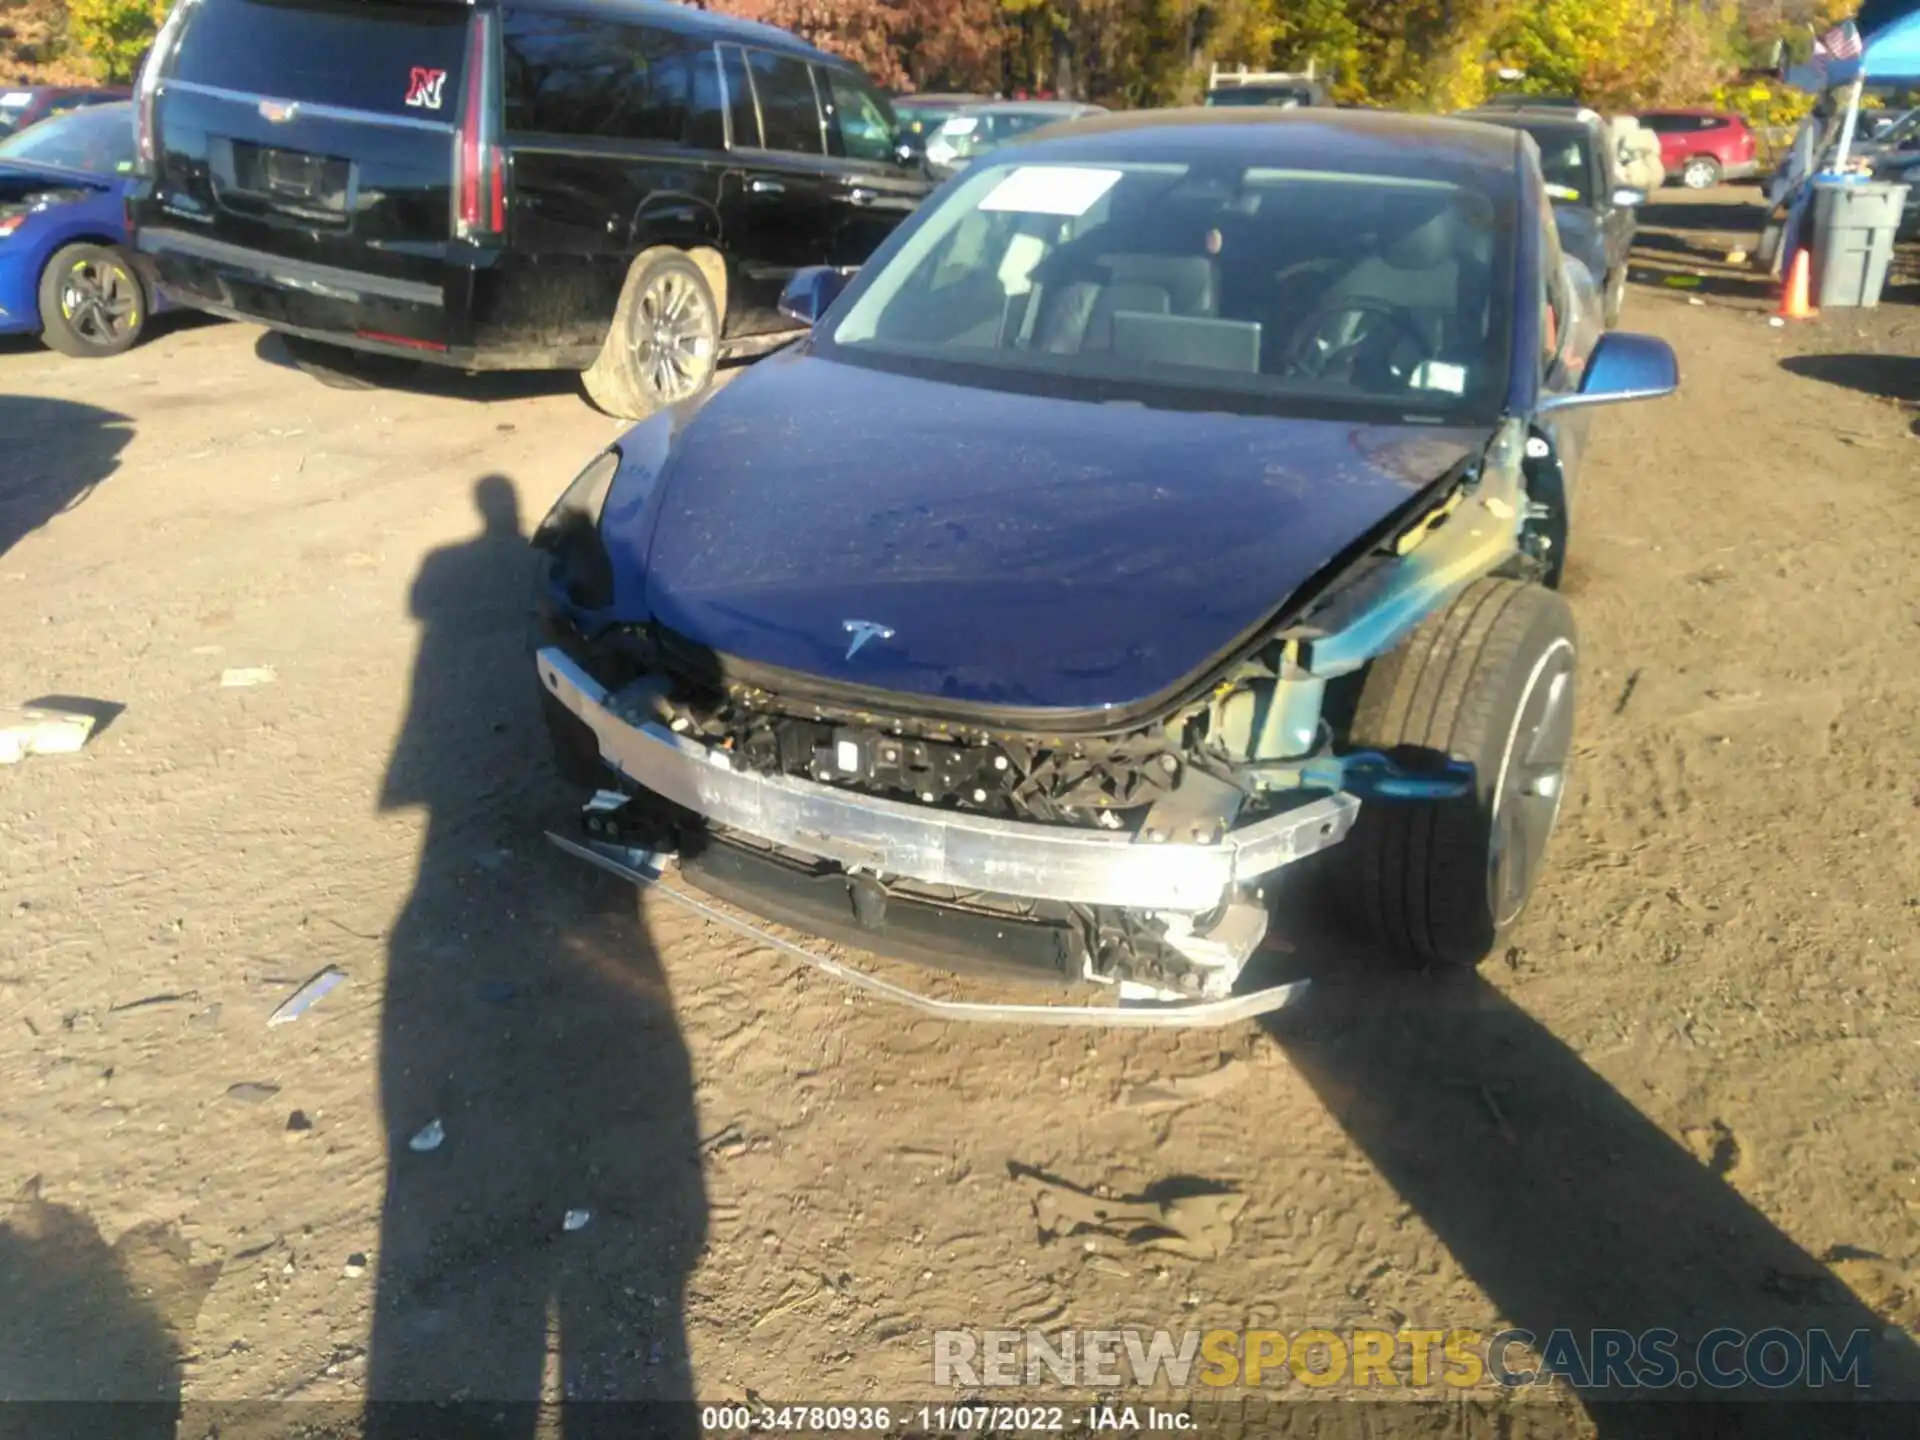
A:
[[1539, 189, 1569, 368], [821, 68, 897, 164]]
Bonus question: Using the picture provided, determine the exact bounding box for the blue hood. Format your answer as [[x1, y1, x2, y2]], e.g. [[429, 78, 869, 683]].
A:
[[629, 349, 1488, 713]]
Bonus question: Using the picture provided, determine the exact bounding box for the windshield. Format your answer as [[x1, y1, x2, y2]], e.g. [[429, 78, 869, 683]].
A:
[[1206, 87, 1313, 109], [1522, 127, 1594, 203], [0, 102, 135, 173], [896, 102, 956, 136], [0, 90, 38, 139], [1879, 108, 1920, 145], [825, 158, 1514, 422], [929, 110, 1062, 163]]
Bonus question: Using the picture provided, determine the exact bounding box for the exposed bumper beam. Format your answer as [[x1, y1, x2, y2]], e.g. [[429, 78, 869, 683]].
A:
[[537, 647, 1359, 913]]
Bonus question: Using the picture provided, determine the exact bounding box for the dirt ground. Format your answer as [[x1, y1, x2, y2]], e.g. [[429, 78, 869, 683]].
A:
[[3, 188, 1918, 1437]]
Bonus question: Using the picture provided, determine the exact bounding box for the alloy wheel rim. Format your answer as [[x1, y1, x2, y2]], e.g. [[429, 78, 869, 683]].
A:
[[1685, 159, 1714, 188], [631, 269, 716, 402], [1487, 642, 1577, 928], [62, 259, 139, 345]]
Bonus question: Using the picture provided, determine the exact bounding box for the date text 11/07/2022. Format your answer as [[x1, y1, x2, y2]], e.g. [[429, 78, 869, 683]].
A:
[[698, 1405, 1190, 1432]]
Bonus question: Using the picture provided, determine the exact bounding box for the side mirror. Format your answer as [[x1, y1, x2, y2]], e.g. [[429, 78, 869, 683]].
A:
[[893, 129, 926, 169], [1539, 331, 1679, 413], [1611, 186, 1647, 207], [778, 265, 853, 327]]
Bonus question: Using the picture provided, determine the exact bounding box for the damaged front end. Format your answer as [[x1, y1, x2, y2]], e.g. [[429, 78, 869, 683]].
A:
[[534, 418, 1540, 1023]]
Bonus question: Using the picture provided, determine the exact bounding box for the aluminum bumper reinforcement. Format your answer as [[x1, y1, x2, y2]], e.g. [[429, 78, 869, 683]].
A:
[[546, 830, 1313, 1028], [537, 647, 1360, 913]]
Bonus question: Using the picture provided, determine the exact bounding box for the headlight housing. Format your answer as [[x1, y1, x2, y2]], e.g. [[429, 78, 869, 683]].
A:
[[533, 446, 621, 609]]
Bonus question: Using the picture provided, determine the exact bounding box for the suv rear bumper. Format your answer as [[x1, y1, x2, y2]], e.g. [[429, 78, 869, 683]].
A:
[[135, 224, 505, 367]]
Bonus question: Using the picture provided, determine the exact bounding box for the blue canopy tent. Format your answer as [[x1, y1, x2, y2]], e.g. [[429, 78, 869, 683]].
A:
[[1771, 8, 1920, 278]]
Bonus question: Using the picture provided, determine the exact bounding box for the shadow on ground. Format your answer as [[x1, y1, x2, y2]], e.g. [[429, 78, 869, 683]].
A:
[[253, 332, 584, 405], [1638, 195, 1770, 236], [0, 1177, 220, 1439], [1255, 853, 1920, 1436], [361, 475, 707, 1440], [0, 395, 133, 561], [1782, 353, 1920, 407]]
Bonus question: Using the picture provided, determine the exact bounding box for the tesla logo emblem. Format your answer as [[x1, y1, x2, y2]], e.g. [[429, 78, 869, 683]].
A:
[[842, 620, 895, 660], [405, 67, 448, 110], [258, 99, 298, 123]]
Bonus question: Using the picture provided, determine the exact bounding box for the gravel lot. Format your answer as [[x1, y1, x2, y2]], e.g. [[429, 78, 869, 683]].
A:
[[3, 189, 1918, 1436]]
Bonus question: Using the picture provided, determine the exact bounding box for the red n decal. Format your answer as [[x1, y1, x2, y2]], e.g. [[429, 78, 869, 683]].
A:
[[405, 67, 447, 110]]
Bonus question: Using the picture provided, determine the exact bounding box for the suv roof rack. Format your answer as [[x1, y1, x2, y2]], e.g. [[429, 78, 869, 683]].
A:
[[1208, 61, 1319, 88]]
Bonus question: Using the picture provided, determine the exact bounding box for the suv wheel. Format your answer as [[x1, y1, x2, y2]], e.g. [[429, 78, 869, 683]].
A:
[[1602, 265, 1627, 328], [583, 249, 720, 420], [1681, 154, 1721, 190], [38, 243, 146, 358], [1336, 577, 1578, 969]]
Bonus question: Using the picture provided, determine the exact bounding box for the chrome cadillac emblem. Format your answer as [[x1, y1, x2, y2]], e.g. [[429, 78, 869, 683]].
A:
[[842, 619, 895, 660]]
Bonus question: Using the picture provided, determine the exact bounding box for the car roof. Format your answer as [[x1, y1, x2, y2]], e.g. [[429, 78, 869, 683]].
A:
[[1465, 108, 1599, 136], [960, 100, 1103, 116], [1640, 106, 1737, 117], [1020, 106, 1522, 170], [529, 0, 839, 65]]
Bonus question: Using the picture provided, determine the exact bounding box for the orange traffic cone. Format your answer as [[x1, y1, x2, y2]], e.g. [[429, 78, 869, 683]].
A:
[[1778, 248, 1817, 320]]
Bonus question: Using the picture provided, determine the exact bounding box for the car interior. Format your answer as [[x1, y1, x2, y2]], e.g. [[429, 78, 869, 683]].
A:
[[852, 164, 1504, 404]]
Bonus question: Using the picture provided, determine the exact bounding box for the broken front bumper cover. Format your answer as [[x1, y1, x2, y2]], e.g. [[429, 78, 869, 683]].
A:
[[537, 647, 1360, 913], [549, 829, 1317, 1028]]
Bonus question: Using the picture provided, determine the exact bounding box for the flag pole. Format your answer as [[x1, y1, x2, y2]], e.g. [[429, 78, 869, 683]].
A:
[[1830, 73, 1866, 169]]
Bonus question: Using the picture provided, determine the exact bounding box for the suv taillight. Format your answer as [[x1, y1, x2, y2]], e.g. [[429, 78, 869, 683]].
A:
[[134, 0, 195, 175], [454, 12, 505, 240]]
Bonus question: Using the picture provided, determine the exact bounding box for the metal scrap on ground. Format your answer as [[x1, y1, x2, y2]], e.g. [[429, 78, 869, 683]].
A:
[[1026, 1173, 1248, 1261], [266, 966, 347, 1026], [0, 704, 100, 764]]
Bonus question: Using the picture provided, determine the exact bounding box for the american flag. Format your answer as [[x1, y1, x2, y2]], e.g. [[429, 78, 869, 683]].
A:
[[1815, 19, 1864, 61]]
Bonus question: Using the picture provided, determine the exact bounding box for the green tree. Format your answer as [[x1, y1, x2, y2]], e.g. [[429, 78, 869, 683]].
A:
[[67, 0, 168, 83]]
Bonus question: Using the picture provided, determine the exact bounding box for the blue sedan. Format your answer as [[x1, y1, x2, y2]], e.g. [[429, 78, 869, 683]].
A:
[[0, 101, 162, 357], [531, 108, 1680, 1024]]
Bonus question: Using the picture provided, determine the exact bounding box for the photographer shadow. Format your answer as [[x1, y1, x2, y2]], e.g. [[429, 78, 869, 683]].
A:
[[364, 475, 707, 1439]]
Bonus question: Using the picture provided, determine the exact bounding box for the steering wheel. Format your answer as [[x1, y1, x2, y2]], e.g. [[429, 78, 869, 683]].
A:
[[1285, 294, 1434, 383]]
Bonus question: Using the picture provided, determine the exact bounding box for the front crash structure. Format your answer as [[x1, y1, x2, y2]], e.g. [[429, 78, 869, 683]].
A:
[[536, 418, 1542, 1025]]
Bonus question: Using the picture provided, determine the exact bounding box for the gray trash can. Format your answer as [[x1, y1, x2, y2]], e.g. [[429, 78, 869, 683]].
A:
[[1810, 178, 1911, 307]]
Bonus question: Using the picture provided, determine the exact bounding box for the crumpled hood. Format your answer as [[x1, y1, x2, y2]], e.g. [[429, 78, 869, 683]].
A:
[[633, 349, 1489, 713]]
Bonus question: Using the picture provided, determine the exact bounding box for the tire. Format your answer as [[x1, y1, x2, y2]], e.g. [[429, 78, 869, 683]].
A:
[[1681, 155, 1721, 191], [1602, 265, 1626, 329], [37, 243, 146, 358], [1337, 577, 1579, 969], [279, 334, 419, 390], [582, 248, 720, 421]]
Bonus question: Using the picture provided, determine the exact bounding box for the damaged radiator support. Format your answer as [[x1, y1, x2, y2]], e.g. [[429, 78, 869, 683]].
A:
[[538, 647, 1363, 1017]]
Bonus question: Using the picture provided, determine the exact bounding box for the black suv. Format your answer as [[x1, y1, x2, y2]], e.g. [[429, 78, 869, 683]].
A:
[[1462, 105, 1643, 328], [128, 0, 932, 416]]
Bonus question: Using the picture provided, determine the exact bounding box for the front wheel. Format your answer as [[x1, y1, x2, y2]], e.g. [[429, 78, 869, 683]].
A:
[[1336, 578, 1578, 969], [582, 249, 720, 420], [1602, 265, 1627, 328], [38, 243, 147, 358], [1681, 155, 1721, 190]]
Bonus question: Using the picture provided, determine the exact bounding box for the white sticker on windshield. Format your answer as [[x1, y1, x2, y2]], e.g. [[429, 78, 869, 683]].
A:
[[1411, 360, 1468, 395], [2, 92, 32, 106], [940, 115, 979, 136], [980, 165, 1123, 217]]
